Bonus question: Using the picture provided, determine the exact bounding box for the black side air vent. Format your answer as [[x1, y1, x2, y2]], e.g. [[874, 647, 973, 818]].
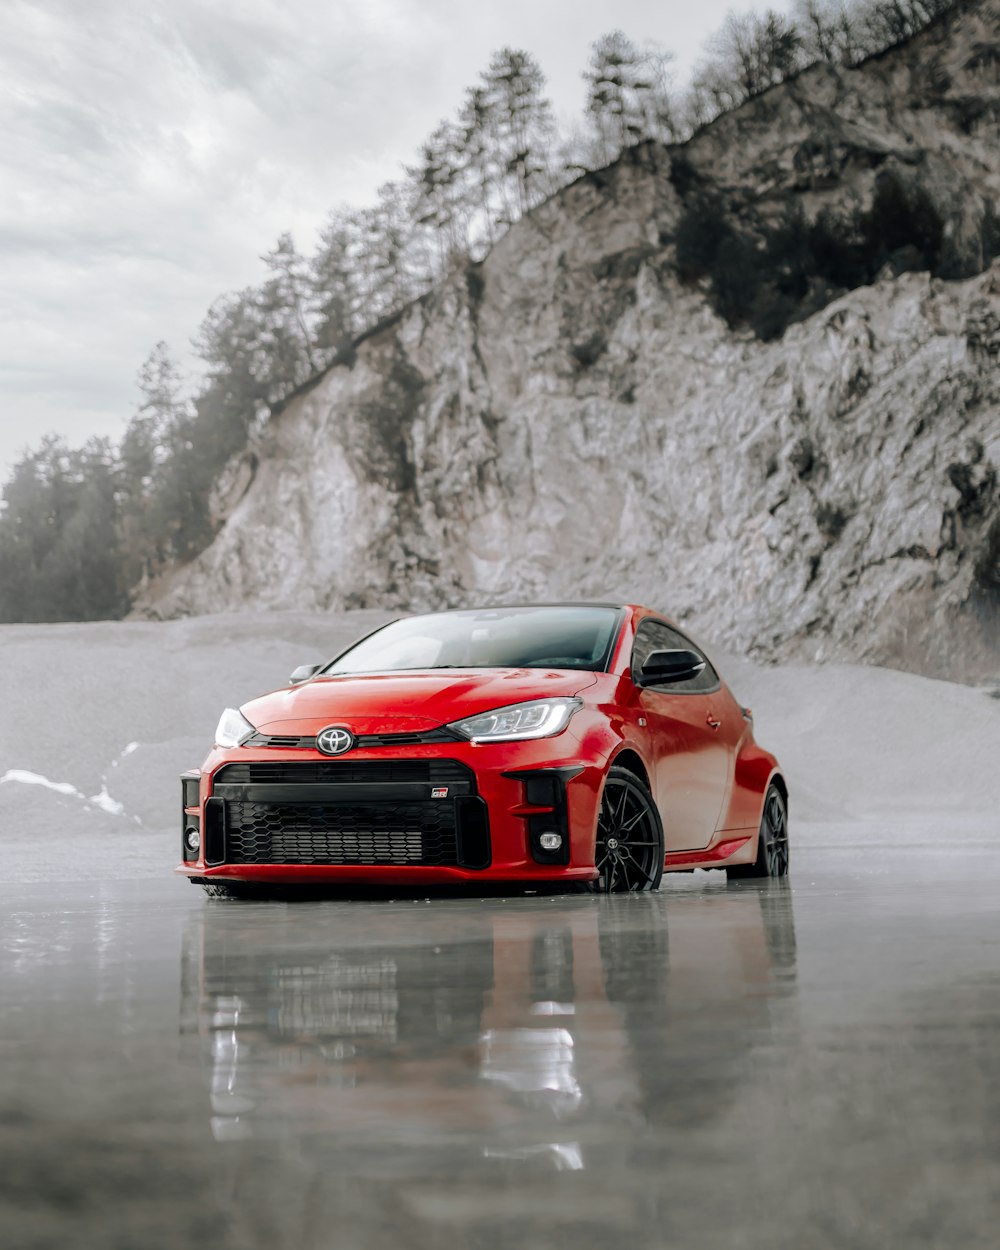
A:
[[455, 797, 491, 869], [203, 797, 226, 866]]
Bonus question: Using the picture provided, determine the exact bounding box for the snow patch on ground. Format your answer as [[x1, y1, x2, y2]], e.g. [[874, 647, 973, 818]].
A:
[[0, 769, 126, 817], [88, 785, 125, 816], [109, 742, 140, 767], [1, 769, 80, 797]]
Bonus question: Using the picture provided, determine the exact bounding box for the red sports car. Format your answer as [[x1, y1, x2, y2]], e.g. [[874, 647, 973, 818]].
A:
[[178, 604, 788, 896]]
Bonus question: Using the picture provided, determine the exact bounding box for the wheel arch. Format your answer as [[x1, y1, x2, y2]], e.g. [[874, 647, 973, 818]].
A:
[[608, 747, 651, 791], [596, 750, 664, 892], [768, 770, 789, 815]]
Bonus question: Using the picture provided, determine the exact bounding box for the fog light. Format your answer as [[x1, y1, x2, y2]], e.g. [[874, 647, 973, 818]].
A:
[[538, 831, 563, 852], [185, 827, 201, 853]]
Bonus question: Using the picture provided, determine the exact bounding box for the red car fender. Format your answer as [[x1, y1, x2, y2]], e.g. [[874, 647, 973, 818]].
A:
[[557, 703, 653, 847], [720, 740, 785, 832], [568, 697, 653, 775]]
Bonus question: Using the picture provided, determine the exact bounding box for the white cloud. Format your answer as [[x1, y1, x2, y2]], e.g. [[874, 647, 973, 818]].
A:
[[0, 0, 791, 477]]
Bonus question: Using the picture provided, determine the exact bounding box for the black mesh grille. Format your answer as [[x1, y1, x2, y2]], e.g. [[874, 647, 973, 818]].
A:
[[226, 801, 459, 865], [212, 759, 484, 868]]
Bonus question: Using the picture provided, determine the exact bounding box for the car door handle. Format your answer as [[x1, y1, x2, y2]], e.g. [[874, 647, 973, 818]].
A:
[[706, 714, 721, 730]]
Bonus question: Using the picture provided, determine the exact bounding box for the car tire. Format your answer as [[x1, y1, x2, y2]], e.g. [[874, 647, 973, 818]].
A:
[[727, 784, 789, 879], [594, 765, 665, 893]]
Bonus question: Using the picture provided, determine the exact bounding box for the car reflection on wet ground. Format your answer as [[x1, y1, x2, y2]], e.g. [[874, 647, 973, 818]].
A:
[[2, 846, 999, 1250], [182, 884, 793, 1156]]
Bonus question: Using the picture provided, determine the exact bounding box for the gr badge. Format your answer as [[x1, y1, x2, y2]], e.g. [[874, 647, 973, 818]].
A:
[[430, 786, 449, 799]]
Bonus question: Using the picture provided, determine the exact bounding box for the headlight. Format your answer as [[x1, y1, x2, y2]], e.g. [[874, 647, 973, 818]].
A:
[[214, 707, 255, 748], [448, 697, 582, 743]]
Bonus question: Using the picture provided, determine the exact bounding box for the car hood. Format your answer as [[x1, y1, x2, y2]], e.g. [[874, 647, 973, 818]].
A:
[[244, 669, 599, 736]]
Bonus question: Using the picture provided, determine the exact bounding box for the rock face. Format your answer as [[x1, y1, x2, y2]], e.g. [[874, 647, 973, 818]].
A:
[[140, 2, 1000, 680]]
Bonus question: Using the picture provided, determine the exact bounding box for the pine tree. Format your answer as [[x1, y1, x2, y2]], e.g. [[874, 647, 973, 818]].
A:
[[638, 43, 679, 146], [482, 48, 554, 219], [260, 232, 319, 379], [0, 437, 124, 622], [312, 209, 362, 361], [410, 122, 469, 267], [194, 289, 274, 407], [369, 180, 424, 313], [585, 32, 651, 165], [458, 85, 499, 250], [118, 342, 187, 585]]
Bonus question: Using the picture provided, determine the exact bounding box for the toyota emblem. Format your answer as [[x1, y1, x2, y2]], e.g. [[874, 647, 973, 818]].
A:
[[316, 725, 355, 756]]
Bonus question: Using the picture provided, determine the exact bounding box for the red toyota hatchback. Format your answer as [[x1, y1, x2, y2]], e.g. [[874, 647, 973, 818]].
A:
[[178, 604, 788, 896]]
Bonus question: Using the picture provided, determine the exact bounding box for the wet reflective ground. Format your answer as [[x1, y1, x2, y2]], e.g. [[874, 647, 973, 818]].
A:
[[2, 845, 999, 1250]]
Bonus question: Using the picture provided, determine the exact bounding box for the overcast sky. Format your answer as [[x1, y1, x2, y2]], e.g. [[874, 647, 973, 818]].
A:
[[0, 0, 793, 480]]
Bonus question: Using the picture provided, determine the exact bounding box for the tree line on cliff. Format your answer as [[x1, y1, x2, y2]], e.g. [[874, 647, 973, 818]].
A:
[[0, 0, 967, 622]]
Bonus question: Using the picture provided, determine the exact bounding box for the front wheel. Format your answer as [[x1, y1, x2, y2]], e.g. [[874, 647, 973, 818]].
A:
[[594, 766, 664, 893], [727, 784, 789, 879]]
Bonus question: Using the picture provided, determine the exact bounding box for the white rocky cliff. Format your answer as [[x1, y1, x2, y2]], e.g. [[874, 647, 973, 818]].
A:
[[140, 2, 1000, 680]]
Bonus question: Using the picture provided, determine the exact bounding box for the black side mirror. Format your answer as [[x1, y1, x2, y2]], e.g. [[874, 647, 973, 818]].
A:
[[636, 649, 706, 688], [289, 663, 322, 685]]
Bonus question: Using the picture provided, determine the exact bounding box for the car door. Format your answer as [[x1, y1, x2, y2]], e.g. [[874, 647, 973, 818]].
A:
[[630, 619, 732, 852]]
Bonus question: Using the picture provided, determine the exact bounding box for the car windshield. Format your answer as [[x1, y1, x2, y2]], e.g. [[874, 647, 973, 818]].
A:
[[325, 606, 622, 674]]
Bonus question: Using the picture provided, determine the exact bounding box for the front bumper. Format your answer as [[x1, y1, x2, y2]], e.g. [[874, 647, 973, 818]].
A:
[[177, 737, 605, 885]]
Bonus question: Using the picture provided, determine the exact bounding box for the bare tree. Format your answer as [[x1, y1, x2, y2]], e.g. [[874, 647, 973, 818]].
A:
[[690, 7, 804, 119], [861, 0, 955, 47], [793, 0, 957, 67], [796, 0, 844, 60], [639, 42, 680, 145]]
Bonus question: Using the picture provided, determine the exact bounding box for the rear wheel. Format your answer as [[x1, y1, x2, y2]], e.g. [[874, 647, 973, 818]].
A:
[[594, 766, 664, 893], [727, 784, 789, 879]]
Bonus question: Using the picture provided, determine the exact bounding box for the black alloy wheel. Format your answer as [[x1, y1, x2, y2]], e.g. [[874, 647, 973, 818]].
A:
[[594, 765, 665, 893], [727, 784, 789, 879]]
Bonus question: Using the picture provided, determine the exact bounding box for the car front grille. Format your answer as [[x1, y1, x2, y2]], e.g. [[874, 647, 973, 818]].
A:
[[209, 760, 488, 869], [243, 728, 461, 750], [226, 801, 459, 865], [214, 760, 470, 787]]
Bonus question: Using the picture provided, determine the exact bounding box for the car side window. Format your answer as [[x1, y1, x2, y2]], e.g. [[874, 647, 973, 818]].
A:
[[630, 620, 720, 694]]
